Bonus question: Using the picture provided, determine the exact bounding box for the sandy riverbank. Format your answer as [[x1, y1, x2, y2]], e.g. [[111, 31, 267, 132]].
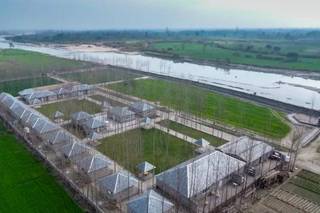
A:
[[55, 44, 119, 52], [142, 51, 320, 80]]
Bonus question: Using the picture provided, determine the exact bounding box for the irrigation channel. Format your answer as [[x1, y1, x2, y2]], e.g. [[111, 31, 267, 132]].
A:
[[1, 36, 320, 111]]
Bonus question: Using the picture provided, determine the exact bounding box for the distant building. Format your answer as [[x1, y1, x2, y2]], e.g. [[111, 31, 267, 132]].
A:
[[71, 111, 91, 126], [2, 97, 60, 137], [129, 101, 156, 117], [20, 89, 57, 105], [18, 84, 95, 105], [71, 112, 108, 135], [109, 107, 135, 123]]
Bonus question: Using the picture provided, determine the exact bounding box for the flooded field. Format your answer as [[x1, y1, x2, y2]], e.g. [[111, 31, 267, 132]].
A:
[[1, 37, 320, 110]]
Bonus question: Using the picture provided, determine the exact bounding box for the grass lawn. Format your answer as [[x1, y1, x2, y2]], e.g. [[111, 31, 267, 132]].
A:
[[0, 123, 82, 212], [159, 120, 226, 146], [89, 95, 125, 107], [107, 79, 291, 139], [37, 99, 102, 120], [97, 128, 196, 174], [0, 49, 91, 81], [0, 76, 59, 96], [150, 41, 320, 72], [59, 67, 141, 84]]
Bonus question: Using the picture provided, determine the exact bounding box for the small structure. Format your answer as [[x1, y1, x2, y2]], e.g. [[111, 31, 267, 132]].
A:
[[88, 131, 102, 141], [98, 171, 139, 201], [109, 107, 135, 123], [71, 111, 91, 126], [127, 190, 175, 213], [129, 101, 156, 117], [82, 116, 108, 134], [142, 117, 154, 129], [61, 141, 90, 160], [137, 161, 156, 176], [71, 84, 95, 96], [43, 129, 71, 146], [53, 111, 64, 122], [102, 101, 112, 111], [77, 154, 112, 176], [52, 87, 69, 99], [194, 138, 210, 147]]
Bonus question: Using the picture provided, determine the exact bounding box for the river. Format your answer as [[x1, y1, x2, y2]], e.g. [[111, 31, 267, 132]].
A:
[[0, 37, 320, 110]]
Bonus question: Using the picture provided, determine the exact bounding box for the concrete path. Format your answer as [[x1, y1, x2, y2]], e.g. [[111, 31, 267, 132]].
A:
[[95, 76, 150, 87], [48, 74, 73, 83], [296, 135, 320, 175]]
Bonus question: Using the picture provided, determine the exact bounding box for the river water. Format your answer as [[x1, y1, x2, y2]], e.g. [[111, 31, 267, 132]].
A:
[[1, 37, 320, 110]]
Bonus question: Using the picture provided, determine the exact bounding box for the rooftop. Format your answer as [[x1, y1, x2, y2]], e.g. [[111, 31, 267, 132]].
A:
[[110, 106, 135, 117], [130, 101, 154, 112], [98, 172, 138, 195], [61, 141, 89, 158], [77, 154, 112, 173], [194, 138, 210, 147], [127, 190, 174, 213], [218, 136, 273, 163], [137, 161, 156, 173], [83, 116, 107, 130], [71, 111, 92, 122], [156, 151, 246, 198]]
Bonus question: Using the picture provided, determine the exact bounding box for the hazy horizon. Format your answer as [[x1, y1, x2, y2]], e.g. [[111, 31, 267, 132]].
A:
[[1, 0, 320, 30]]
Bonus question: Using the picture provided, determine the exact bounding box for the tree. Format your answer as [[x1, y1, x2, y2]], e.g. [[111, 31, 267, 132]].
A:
[[273, 46, 281, 52], [286, 52, 299, 61], [265, 44, 272, 49]]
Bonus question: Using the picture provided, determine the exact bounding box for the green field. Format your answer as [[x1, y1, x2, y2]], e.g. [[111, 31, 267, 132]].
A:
[[0, 49, 91, 81], [0, 76, 59, 96], [97, 128, 196, 174], [89, 95, 125, 107], [107, 79, 290, 139], [282, 170, 320, 204], [59, 67, 141, 84], [150, 41, 320, 72], [159, 120, 226, 146], [0, 122, 82, 212], [37, 99, 102, 120]]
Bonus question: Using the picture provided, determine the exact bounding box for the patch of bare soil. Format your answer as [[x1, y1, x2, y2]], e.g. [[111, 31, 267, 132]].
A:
[[296, 135, 320, 175]]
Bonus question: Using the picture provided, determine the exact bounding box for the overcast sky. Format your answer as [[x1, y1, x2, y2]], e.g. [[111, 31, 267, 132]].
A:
[[1, 0, 320, 30]]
